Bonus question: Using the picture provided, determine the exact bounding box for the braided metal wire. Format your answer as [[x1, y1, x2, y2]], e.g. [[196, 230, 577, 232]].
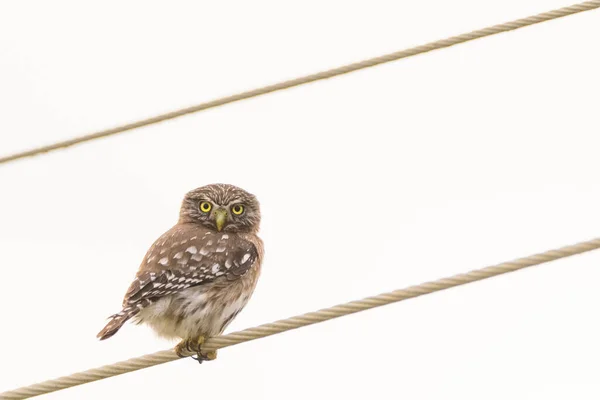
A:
[[2, 237, 599, 399], [0, 0, 598, 165]]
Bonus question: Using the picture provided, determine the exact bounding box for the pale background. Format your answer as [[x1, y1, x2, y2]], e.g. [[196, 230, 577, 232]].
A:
[[1, 0, 599, 399]]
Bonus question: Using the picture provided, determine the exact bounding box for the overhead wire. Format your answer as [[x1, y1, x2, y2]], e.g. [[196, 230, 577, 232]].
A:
[[2, 237, 599, 400], [0, 0, 598, 166]]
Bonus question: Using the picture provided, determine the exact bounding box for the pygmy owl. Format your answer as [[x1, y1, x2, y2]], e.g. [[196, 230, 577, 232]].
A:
[[97, 183, 264, 361]]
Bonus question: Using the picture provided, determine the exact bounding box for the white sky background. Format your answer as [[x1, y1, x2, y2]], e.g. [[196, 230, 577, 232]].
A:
[[1, 0, 599, 398]]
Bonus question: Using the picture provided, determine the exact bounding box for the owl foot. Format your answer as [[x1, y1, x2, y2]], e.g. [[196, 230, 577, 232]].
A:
[[175, 336, 217, 364], [191, 349, 217, 364]]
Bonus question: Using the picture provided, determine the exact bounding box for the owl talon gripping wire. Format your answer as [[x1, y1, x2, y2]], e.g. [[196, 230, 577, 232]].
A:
[[175, 336, 216, 363], [191, 350, 218, 364]]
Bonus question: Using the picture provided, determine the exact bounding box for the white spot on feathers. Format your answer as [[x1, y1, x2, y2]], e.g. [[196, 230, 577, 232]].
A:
[[186, 246, 198, 254]]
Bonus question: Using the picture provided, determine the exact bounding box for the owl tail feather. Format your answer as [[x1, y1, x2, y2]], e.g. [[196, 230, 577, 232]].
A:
[[97, 306, 140, 340]]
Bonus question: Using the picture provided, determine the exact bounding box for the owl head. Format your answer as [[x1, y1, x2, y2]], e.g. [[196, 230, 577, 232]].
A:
[[179, 183, 261, 233]]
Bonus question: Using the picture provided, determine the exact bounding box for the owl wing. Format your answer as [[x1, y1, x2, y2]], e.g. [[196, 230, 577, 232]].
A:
[[97, 225, 257, 340], [124, 230, 257, 307]]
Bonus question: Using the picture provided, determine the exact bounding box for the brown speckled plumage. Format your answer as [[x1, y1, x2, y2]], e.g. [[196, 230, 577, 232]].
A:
[[97, 184, 263, 352]]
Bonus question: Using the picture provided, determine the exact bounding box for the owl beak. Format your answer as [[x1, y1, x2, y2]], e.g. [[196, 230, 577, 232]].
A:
[[214, 209, 227, 231]]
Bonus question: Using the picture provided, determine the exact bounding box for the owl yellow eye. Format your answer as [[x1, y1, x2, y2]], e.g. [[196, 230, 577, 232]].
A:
[[232, 204, 244, 215], [199, 201, 212, 213]]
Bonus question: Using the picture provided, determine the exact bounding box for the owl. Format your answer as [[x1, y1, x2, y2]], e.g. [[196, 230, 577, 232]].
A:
[[97, 183, 264, 361]]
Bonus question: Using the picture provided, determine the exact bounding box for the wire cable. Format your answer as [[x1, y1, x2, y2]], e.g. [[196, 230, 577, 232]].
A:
[[2, 236, 599, 400], [0, 0, 598, 166]]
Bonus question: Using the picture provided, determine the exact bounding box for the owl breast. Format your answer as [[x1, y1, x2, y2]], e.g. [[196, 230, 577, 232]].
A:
[[135, 263, 260, 339]]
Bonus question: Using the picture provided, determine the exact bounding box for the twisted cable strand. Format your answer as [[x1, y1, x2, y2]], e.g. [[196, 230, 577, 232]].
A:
[[2, 237, 599, 400], [1, 0, 598, 165]]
